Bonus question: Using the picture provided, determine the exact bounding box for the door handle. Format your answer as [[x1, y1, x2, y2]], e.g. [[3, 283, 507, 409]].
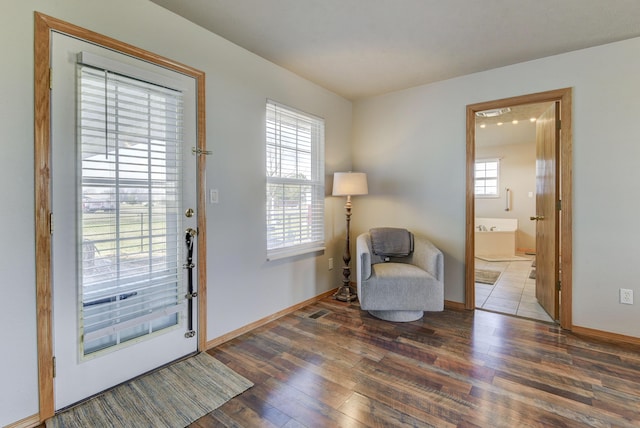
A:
[[530, 216, 545, 221]]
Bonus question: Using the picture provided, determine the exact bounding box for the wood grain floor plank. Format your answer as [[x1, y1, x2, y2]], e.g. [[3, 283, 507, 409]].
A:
[[494, 369, 593, 405], [433, 355, 496, 384], [208, 346, 272, 380], [571, 355, 640, 383], [278, 351, 359, 390], [272, 318, 385, 362], [352, 370, 467, 426], [490, 376, 638, 428], [591, 384, 640, 423], [600, 373, 640, 398], [339, 391, 438, 427], [253, 378, 366, 427], [465, 385, 583, 428], [266, 354, 354, 409], [218, 387, 293, 427], [481, 353, 598, 400], [208, 399, 280, 428], [381, 352, 475, 397]]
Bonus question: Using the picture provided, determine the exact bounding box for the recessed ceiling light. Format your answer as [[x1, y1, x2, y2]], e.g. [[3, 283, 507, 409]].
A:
[[497, 122, 503, 126], [476, 107, 511, 118], [530, 117, 536, 122], [480, 124, 486, 128], [512, 120, 518, 125]]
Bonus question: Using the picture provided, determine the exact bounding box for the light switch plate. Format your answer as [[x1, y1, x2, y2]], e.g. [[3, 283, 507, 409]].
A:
[[210, 189, 219, 204]]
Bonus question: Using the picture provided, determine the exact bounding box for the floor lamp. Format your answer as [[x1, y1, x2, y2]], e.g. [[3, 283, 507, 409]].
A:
[[332, 172, 368, 302]]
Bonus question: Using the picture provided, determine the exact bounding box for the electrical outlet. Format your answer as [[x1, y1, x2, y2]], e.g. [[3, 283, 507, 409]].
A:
[[328, 257, 334, 270], [620, 288, 634, 305]]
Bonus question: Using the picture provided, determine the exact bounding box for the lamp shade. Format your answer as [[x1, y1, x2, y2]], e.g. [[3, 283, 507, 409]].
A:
[[332, 172, 368, 196]]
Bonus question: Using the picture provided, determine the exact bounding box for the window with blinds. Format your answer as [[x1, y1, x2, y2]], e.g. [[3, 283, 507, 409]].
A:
[[475, 159, 500, 197], [266, 100, 325, 260], [78, 55, 185, 355]]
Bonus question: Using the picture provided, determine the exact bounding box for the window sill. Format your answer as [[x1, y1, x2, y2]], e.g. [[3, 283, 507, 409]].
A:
[[267, 245, 326, 262]]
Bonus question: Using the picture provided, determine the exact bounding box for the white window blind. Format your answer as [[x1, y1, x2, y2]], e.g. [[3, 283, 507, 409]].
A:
[[78, 57, 184, 355], [475, 159, 500, 197], [266, 100, 325, 260]]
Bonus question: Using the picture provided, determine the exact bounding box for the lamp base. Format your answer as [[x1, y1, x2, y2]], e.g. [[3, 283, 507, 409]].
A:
[[333, 284, 357, 302]]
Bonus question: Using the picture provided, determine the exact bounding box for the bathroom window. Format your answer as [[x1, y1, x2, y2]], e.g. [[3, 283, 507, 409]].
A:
[[475, 159, 500, 197]]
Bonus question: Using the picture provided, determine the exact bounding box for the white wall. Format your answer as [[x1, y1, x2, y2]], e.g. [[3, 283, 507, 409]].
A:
[[353, 37, 640, 337], [476, 142, 536, 251], [0, 1, 351, 425]]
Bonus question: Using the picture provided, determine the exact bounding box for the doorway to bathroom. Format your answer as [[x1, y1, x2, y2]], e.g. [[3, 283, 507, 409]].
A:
[[465, 89, 573, 329], [475, 102, 551, 322]]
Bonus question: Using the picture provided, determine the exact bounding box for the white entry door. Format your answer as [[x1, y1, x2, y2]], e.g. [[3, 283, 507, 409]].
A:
[[51, 33, 199, 410]]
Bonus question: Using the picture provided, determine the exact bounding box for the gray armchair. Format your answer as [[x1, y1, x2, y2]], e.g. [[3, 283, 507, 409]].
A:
[[356, 228, 444, 322]]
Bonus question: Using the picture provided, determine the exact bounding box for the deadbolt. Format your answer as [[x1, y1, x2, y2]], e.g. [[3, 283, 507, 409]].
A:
[[530, 215, 545, 221], [185, 208, 194, 218]]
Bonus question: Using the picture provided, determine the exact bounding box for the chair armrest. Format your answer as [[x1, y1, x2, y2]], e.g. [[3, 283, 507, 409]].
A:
[[356, 233, 372, 281], [411, 235, 444, 282]]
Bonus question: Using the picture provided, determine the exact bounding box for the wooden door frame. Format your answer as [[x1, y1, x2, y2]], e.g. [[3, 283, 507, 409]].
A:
[[34, 12, 207, 421], [465, 88, 572, 329]]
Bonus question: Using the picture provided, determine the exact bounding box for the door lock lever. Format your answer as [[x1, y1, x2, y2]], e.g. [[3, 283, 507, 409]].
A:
[[530, 216, 545, 221]]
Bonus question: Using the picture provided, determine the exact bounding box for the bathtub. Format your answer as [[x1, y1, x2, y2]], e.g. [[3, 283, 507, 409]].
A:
[[475, 218, 517, 258]]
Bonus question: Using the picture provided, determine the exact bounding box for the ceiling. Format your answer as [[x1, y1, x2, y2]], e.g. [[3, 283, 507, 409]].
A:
[[150, 0, 640, 100], [475, 102, 552, 147]]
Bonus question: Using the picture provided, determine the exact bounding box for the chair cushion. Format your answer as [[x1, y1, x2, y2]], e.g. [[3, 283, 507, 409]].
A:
[[369, 227, 414, 257], [361, 262, 441, 311], [372, 262, 431, 281]]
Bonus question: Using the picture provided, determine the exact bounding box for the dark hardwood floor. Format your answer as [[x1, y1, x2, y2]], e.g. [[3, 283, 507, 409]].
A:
[[192, 297, 640, 427]]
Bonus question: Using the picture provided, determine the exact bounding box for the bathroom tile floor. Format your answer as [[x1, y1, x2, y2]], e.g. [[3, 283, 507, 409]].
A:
[[475, 257, 554, 323]]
